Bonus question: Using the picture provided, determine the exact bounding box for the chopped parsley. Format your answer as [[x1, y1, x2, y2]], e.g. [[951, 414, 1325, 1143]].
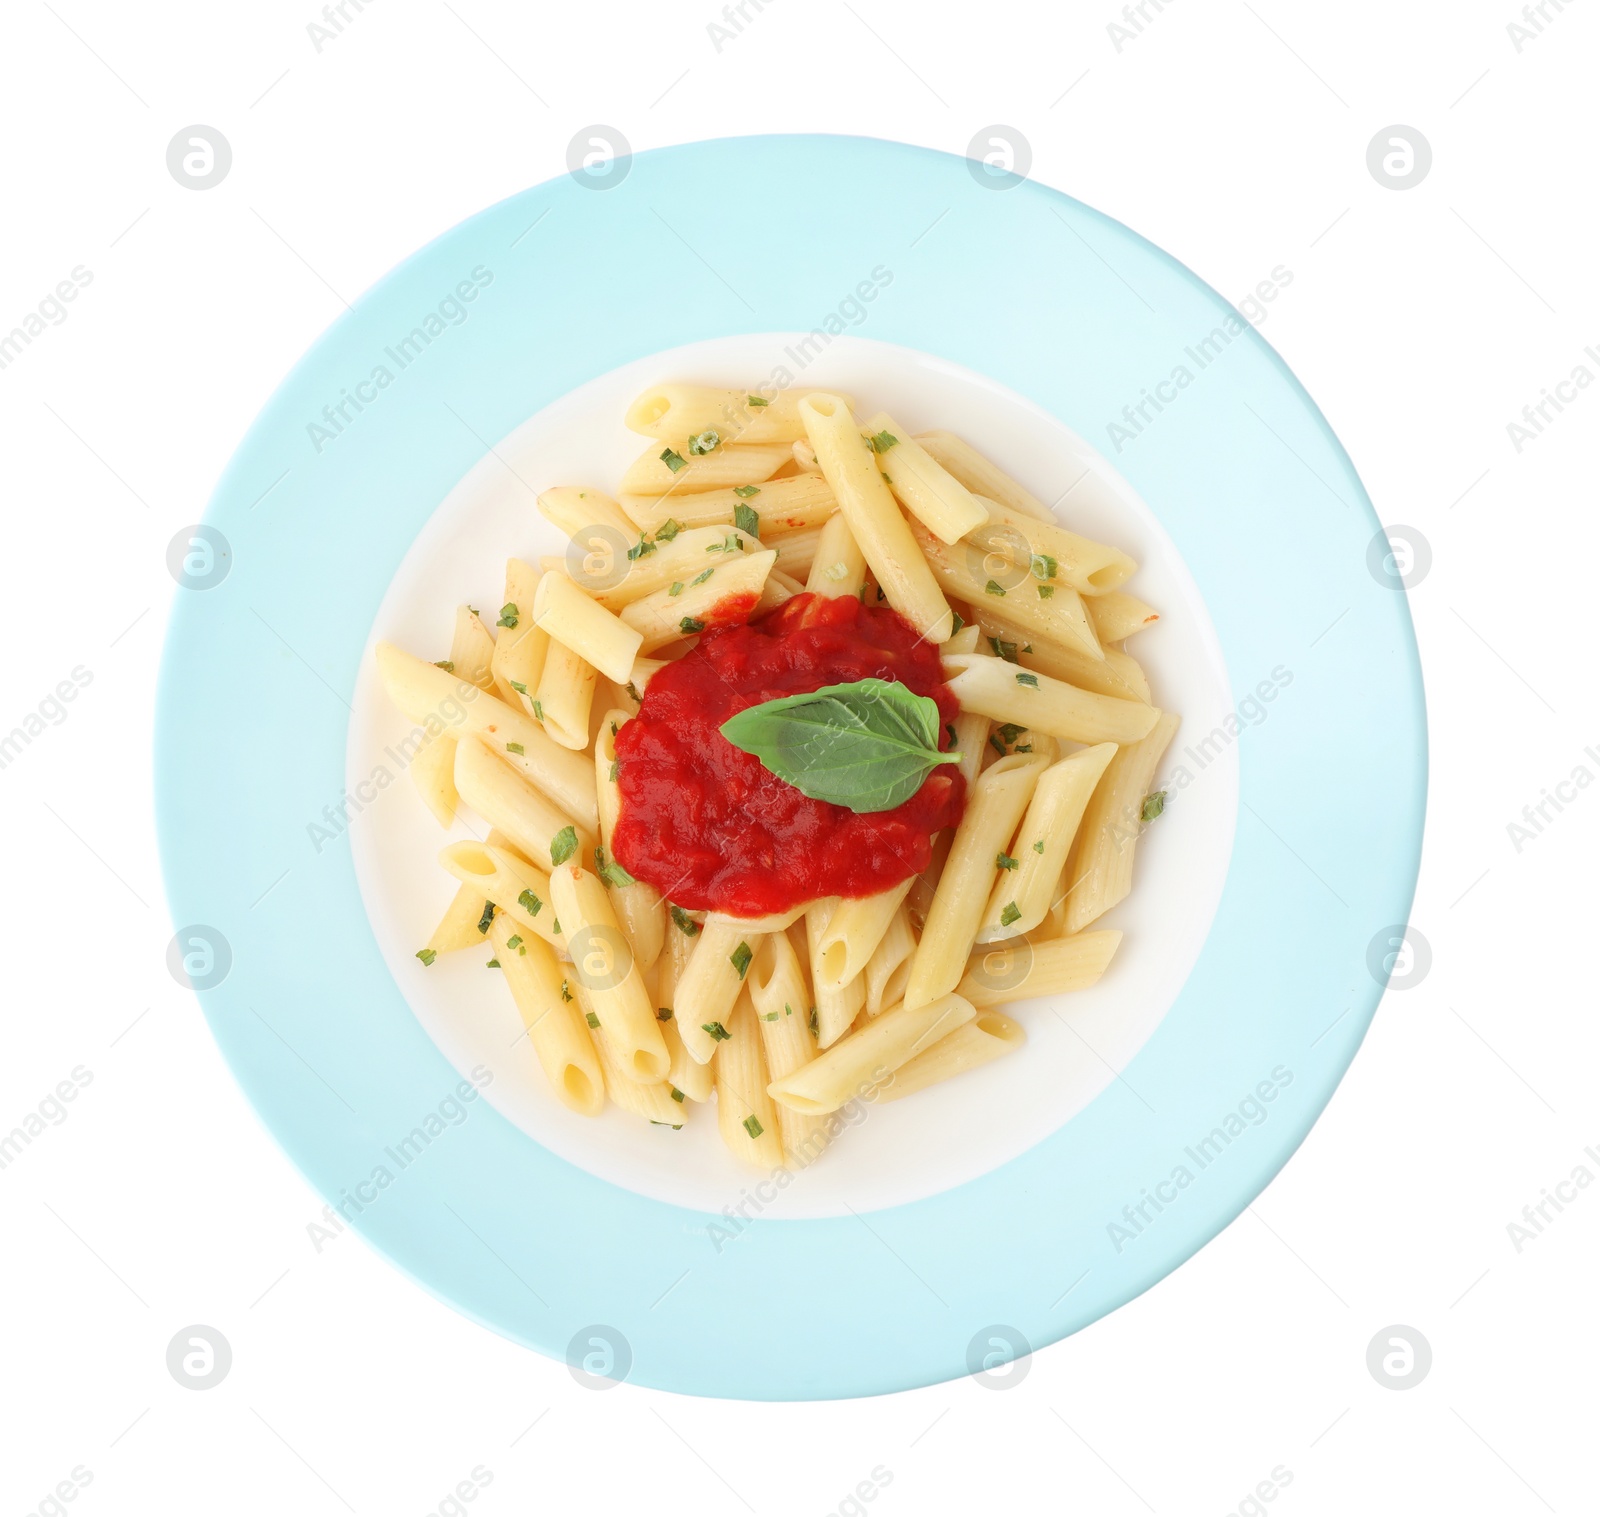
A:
[[627, 537, 657, 562], [690, 567, 715, 586], [807, 1006, 820, 1040], [596, 844, 635, 888], [1000, 902, 1022, 927], [702, 1021, 731, 1042], [733, 483, 760, 496], [608, 759, 620, 782], [505, 933, 523, 951], [585, 1011, 600, 1029], [995, 723, 1025, 744], [650, 1120, 684, 1129], [1016, 672, 1040, 688], [1038, 584, 1055, 600], [509, 679, 528, 695], [742, 1114, 764, 1139], [660, 447, 687, 473], [997, 852, 1019, 870], [679, 616, 705, 634], [669, 905, 701, 937], [560, 980, 573, 1003], [1033, 838, 1046, 853], [485, 958, 500, 968], [762, 1011, 779, 1021], [656, 1007, 674, 1021], [734, 502, 760, 537], [984, 579, 1007, 597], [415, 948, 437, 966], [989, 636, 1019, 663], [626, 681, 642, 703], [476, 900, 495, 934], [497, 602, 518, 628], [867, 429, 898, 452], [687, 428, 720, 455], [518, 889, 542, 916], [746, 395, 769, 407], [989, 734, 1007, 757], [506, 741, 524, 755], [1141, 791, 1167, 822], [531, 699, 545, 721], [669, 581, 684, 597], [951, 611, 965, 633], [1031, 553, 1058, 581], [654, 517, 683, 541], [670, 1087, 685, 1102], [433, 660, 454, 672], [730, 941, 752, 979], [549, 825, 578, 866]]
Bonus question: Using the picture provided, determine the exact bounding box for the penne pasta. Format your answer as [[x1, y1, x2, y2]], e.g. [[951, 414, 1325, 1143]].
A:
[[595, 710, 665, 973], [976, 497, 1137, 596], [532, 571, 644, 685], [655, 922, 714, 1102], [452, 736, 593, 871], [618, 473, 837, 536], [970, 607, 1150, 704], [619, 548, 776, 654], [532, 637, 598, 751], [909, 521, 1102, 661], [903, 753, 1048, 1009], [675, 918, 764, 1064], [426, 878, 495, 955], [805, 899, 866, 1047], [376, 643, 597, 830], [580, 983, 684, 1123], [408, 725, 458, 827], [621, 440, 792, 497], [747, 933, 827, 1158], [863, 412, 988, 543], [537, 485, 636, 541], [625, 385, 854, 446], [977, 744, 1117, 941], [942, 653, 1160, 745], [813, 879, 913, 994], [439, 838, 563, 951], [764, 524, 822, 582], [449, 606, 496, 691], [1086, 590, 1161, 643], [767, 993, 975, 1115], [957, 930, 1122, 1008], [863, 903, 917, 1016], [490, 559, 550, 713], [491, 916, 605, 1116], [878, 1009, 1025, 1102], [1065, 711, 1180, 933], [800, 394, 953, 641], [804, 511, 867, 600], [585, 526, 759, 612], [716, 993, 785, 1168], [913, 430, 1053, 521]]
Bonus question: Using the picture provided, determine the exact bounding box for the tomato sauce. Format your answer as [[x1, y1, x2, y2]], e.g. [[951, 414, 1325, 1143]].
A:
[[611, 593, 966, 917]]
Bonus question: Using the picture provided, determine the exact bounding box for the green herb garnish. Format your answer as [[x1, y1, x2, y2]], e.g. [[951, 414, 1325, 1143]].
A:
[[655, 517, 683, 541], [730, 941, 752, 979], [703, 1021, 731, 1042], [585, 1011, 600, 1028], [867, 429, 898, 452], [984, 579, 1007, 597], [1000, 902, 1022, 927], [1016, 672, 1039, 688], [476, 900, 495, 934], [506, 741, 524, 755], [497, 602, 518, 628], [734, 502, 760, 537], [550, 825, 578, 866], [687, 429, 720, 455], [1030, 553, 1057, 581], [1141, 791, 1167, 822], [518, 889, 542, 917], [416, 948, 437, 966], [670, 905, 701, 937], [660, 447, 687, 473], [988, 636, 1019, 663], [997, 852, 1018, 870], [680, 616, 705, 634], [434, 660, 454, 672], [743, 1114, 764, 1139], [719, 678, 961, 814], [733, 483, 761, 496]]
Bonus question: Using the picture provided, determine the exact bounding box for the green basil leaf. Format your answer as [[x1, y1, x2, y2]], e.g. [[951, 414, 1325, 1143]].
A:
[[718, 677, 960, 813]]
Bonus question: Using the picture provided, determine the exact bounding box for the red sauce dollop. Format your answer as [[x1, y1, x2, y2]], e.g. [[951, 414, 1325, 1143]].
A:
[[611, 593, 966, 916]]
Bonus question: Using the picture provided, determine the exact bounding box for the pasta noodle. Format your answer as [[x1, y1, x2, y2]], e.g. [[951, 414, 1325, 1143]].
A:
[[490, 915, 604, 1116], [941, 653, 1160, 745], [878, 1010, 1025, 1101], [957, 930, 1123, 1008]]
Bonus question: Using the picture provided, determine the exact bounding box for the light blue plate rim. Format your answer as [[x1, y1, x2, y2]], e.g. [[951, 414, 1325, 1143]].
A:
[[154, 133, 1426, 1400]]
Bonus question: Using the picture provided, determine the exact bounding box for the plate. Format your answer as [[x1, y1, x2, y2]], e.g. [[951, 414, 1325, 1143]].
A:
[[155, 134, 1425, 1400]]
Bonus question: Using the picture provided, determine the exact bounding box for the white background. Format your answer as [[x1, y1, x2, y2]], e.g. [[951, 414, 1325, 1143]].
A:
[[2, 1, 1596, 1514]]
